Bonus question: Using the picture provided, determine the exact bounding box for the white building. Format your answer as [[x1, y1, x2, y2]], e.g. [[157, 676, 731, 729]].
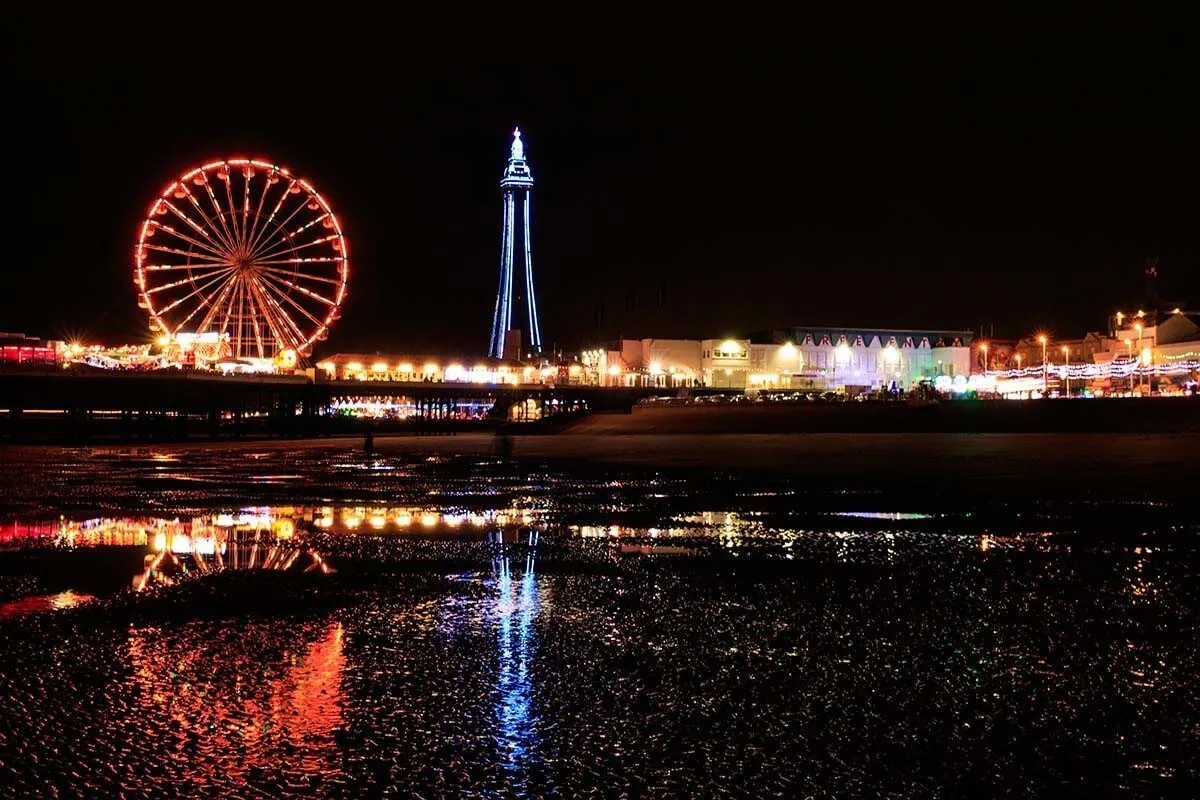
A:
[[586, 327, 973, 392]]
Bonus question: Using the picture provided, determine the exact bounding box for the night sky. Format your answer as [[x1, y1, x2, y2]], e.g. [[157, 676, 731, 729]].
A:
[[2, 20, 1197, 355]]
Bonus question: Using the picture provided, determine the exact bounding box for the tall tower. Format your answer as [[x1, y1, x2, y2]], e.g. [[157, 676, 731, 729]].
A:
[[489, 127, 543, 359]]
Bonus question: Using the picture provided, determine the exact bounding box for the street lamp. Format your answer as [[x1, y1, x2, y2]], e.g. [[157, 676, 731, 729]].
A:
[[1134, 323, 1144, 392], [1124, 339, 1133, 394], [979, 342, 989, 373], [1061, 346, 1070, 397], [1038, 335, 1048, 395], [1015, 353, 1022, 372]]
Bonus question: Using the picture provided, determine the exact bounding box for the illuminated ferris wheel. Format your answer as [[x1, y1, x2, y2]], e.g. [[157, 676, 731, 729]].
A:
[[135, 159, 348, 362]]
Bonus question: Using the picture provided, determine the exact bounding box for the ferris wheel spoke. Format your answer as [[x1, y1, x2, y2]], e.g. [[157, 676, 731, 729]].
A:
[[172, 271, 237, 335], [250, 232, 341, 263], [221, 171, 244, 251], [241, 173, 275, 260], [253, 271, 338, 307], [262, 189, 317, 251], [196, 273, 239, 334], [246, 286, 267, 360], [140, 241, 231, 263], [248, 187, 319, 262], [249, 276, 303, 351], [255, 266, 345, 287], [256, 272, 327, 330], [218, 277, 241, 348], [253, 257, 343, 266], [199, 173, 241, 257], [144, 266, 235, 295], [156, 268, 238, 319], [147, 225, 229, 262], [173, 185, 238, 254], [241, 172, 253, 250], [245, 179, 295, 256], [233, 279, 248, 360], [140, 263, 232, 273], [157, 201, 235, 258], [291, 212, 330, 237]]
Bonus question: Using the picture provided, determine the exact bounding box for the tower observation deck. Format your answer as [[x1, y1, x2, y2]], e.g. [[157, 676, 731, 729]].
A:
[[488, 127, 542, 359]]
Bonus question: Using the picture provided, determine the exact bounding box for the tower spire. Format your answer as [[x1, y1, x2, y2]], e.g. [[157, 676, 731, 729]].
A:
[[511, 127, 524, 161]]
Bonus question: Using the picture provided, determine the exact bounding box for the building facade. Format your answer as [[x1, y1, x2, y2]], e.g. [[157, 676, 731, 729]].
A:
[[583, 326, 973, 392]]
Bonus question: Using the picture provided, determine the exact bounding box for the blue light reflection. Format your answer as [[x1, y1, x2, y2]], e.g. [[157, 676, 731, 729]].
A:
[[494, 551, 540, 776]]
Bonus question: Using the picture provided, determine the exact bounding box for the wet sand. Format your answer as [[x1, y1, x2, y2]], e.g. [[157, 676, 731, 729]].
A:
[[8, 428, 1193, 501], [1, 441, 1198, 795]]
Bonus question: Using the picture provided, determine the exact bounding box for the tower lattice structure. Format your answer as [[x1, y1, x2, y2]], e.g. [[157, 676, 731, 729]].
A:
[[489, 127, 542, 359]]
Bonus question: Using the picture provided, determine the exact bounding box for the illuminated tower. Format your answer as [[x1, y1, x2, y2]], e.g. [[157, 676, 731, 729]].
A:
[[488, 127, 542, 359]]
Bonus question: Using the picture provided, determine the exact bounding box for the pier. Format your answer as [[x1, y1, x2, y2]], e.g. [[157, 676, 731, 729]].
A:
[[0, 369, 671, 442]]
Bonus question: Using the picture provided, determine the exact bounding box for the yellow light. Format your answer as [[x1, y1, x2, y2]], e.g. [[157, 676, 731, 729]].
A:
[[882, 344, 899, 363], [719, 339, 742, 355], [1173, 307, 1183, 314], [371, 362, 387, 373], [1141, 347, 1152, 364], [1015, 354, 1022, 367], [979, 342, 988, 353], [318, 361, 335, 372], [397, 362, 414, 373], [523, 366, 535, 375], [346, 361, 363, 372], [1134, 323, 1143, 335], [607, 364, 621, 376], [568, 364, 582, 376], [1061, 346, 1069, 356], [423, 362, 439, 374], [396, 513, 412, 527], [835, 343, 851, 363], [779, 342, 796, 359], [421, 513, 438, 528], [648, 361, 663, 375], [1136, 309, 1145, 317], [369, 515, 386, 529], [1115, 311, 1124, 323], [156, 335, 170, 346], [1037, 335, 1047, 345]]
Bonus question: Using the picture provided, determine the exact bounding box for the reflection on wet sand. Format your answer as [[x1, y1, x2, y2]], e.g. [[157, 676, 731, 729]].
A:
[[495, 554, 541, 777], [0, 589, 95, 620], [133, 521, 331, 593], [126, 620, 345, 793]]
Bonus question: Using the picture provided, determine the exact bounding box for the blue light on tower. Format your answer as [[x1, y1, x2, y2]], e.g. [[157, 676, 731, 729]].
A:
[[489, 127, 543, 359]]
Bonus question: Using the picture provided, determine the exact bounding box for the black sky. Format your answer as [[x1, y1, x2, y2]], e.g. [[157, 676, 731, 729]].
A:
[[2, 18, 1197, 355]]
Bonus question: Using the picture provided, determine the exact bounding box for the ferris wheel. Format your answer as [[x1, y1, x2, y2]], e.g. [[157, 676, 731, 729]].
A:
[[135, 159, 348, 362]]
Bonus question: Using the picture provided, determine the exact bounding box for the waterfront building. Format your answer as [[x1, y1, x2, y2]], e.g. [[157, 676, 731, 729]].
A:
[[317, 353, 530, 385], [0, 333, 64, 369], [582, 327, 973, 392], [1091, 309, 1200, 394]]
